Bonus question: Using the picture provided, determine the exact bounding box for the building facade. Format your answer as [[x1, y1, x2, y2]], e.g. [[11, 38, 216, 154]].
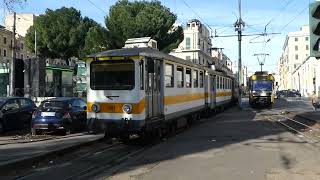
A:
[[292, 57, 319, 97], [278, 25, 310, 91], [170, 19, 214, 66], [5, 13, 36, 37], [0, 26, 33, 96]]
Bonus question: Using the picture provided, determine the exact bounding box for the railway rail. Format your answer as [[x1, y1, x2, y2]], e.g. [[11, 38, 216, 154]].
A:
[[267, 114, 320, 144]]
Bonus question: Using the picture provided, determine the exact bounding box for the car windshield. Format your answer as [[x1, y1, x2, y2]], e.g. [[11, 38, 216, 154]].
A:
[[40, 101, 67, 109], [90, 60, 135, 90], [252, 81, 273, 91]]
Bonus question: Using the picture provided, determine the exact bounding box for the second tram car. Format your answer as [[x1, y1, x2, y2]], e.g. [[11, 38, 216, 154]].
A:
[[248, 71, 275, 107], [86, 38, 236, 140]]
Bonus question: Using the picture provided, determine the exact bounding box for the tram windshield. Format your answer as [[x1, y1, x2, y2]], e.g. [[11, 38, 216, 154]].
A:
[[90, 60, 135, 90], [252, 80, 273, 91]]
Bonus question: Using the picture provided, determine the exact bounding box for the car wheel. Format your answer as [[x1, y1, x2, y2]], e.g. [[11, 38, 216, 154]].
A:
[[0, 121, 4, 134]]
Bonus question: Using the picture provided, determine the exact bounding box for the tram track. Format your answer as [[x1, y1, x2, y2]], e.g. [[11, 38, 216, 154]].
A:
[[267, 114, 320, 144]]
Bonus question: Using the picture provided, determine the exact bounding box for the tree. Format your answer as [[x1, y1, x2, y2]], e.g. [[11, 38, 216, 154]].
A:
[[25, 7, 103, 59], [82, 25, 109, 56], [105, 0, 183, 52]]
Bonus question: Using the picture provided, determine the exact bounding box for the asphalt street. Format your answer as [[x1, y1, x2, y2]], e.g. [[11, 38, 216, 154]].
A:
[[94, 98, 320, 180], [2, 98, 319, 180]]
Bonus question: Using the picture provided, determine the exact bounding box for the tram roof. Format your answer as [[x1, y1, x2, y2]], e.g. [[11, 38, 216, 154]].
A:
[[87, 47, 204, 67], [87, 47, 231, 77]]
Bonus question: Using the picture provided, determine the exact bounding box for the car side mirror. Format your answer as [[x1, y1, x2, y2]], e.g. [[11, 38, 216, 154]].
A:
[[83, 106, 87, 111]]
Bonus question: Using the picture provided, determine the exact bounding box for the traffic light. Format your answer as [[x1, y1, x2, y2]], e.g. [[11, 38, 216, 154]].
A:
[[309, 2, 320, 58], [313, 77, 316, 85]]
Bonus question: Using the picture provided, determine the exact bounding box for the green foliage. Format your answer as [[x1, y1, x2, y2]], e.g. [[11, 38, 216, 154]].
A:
[[82, 25, 109, 56], [105, 0, 183, 52], [25, 7, 105, 59]]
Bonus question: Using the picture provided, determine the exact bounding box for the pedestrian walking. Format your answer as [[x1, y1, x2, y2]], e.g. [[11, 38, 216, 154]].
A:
[[311, 91, 320, 110]]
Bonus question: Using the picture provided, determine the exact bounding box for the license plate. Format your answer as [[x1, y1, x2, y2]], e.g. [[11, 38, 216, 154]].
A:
[[41, 112, 56, 117]]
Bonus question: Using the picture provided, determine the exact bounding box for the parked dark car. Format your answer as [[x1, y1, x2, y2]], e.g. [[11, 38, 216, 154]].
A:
[[0, 97, 36, 133], [31, 97, 87, 135]]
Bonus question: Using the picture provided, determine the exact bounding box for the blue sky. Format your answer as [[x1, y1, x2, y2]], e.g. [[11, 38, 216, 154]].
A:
[[2, 0, 313, 73]]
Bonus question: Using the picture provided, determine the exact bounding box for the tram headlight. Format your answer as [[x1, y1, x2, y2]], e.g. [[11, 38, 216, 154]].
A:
[[91, 104, 100, 113], [122, 104, 132, 114]]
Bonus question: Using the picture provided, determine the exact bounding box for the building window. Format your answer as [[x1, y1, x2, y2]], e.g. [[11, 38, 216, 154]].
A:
[[165, 64, 174, 88], [21, 43, 24, 50], [20, 54, 23, 60], [3, 37, 6, 44], [306, 37, 309, 41], [295, 54, 298, 60], [295, 37, 298, 42], [3, 49, 6, 57], [217, 76, 220, 89], [295, 46, 298, 51], [193, 70, 198, 88], [177, 66, 184, 88], [186, 37, 191, 50], [186, 56, 191, 61], [306, 45, 309, 50], [199, 71, 204, 88], [186, 68, 191, 88]]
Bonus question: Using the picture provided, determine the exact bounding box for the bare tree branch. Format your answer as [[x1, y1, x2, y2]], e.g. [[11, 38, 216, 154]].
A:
[[3, 0, 26, 11]]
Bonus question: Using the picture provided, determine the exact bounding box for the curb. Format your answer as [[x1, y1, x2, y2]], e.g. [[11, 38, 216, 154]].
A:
[[0, 136, 104, 175]]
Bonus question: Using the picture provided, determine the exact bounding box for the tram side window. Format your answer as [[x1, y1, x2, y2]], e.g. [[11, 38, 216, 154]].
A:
[[199, 71, 204, 88], [140, 61, 144, 90], [165, 64, 174, 87], [221, 77, 223, 89], [177, 66, 184, 88], [193, 70, 198, 88], [222, 77, 225, 89], [186, 68, 192, 88], [226, 79, 229, 89]]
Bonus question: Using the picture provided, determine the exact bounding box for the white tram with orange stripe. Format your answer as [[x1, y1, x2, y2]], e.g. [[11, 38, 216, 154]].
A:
[[86, 44, 236, 140]]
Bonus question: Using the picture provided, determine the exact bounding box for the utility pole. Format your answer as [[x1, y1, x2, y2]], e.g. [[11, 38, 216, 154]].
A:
[[9, 12, 16, 96], [234, 0, 245, 106]]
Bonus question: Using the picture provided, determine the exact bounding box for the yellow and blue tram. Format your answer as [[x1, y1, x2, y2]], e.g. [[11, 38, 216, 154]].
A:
[[248, 71, 275, 107]]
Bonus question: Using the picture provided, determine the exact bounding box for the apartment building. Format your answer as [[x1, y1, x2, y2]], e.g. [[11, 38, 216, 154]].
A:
[[5, 13, 36, 37], [278, 25, 310, 91], [170, 19, 214, 66]]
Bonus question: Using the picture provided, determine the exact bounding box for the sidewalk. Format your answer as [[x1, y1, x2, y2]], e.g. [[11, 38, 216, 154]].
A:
[[0, 133, 104, 172]]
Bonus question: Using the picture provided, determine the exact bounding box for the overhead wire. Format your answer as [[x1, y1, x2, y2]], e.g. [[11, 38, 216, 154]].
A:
[[279, 5, 309, 32], [265, 0, 296, 28], [86, 0, 108, 15], [179, 0, 213, 32]]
